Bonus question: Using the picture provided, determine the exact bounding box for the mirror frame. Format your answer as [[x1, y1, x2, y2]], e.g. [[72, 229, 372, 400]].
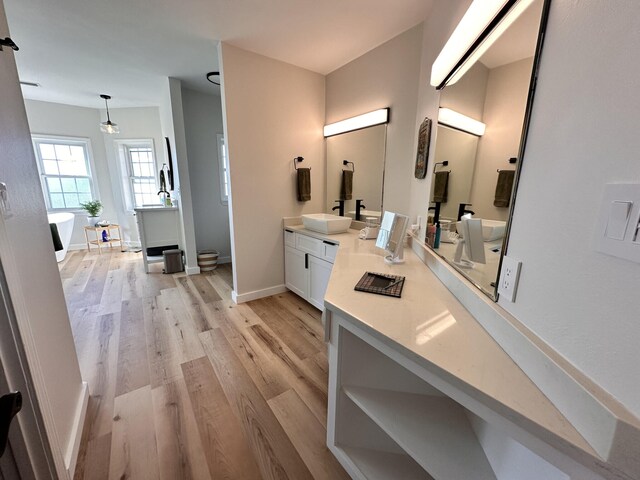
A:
[[429, 0, 553, 300]]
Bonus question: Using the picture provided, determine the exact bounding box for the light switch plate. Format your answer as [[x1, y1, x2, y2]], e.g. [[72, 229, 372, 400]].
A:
[[594, 183, 640, 263], [498, 255, 521, 302]]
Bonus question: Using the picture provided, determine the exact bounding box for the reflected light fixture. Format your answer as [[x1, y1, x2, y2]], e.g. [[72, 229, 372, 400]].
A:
[[323, 108, 389, 137], [431, 0, 536, 89], [438, 108, 486, 136], [99, 94, 119, 134]]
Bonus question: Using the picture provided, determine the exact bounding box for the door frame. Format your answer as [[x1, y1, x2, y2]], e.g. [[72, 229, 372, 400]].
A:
[[0, 254, 58, 479]]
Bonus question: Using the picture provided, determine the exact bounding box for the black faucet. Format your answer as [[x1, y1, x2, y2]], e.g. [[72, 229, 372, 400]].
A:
[[428, 202, 441, 225], [332, 200, 345, 217], [355, 199, 366, 221], [457, 203, 475, 220]]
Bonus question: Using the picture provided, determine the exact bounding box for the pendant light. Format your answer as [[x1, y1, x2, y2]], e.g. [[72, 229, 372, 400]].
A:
[[99, 94, 119, 134]]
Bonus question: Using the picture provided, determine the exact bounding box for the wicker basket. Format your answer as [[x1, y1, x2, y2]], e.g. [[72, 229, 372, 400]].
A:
[[197, 250, 219, 272]]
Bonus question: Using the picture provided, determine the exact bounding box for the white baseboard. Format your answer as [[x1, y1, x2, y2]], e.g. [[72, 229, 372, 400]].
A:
[[185, 265, 201, 275], [65, 381, 89, 478], [232, 284, 287, 304], [218, 255, 232, 264], [67, 243, 86, 252]]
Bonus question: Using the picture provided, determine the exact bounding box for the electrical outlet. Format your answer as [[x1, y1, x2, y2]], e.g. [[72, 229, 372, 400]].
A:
[[498, 255, 521, 302]]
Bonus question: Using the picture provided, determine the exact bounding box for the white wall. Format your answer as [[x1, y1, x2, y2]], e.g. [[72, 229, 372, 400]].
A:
[[325, 24, 423, 216], [166, 78, 199, 274], [469, 57, 533, 221], [0, 3, 84, 476], [100, 106, 165, 244], [498, 0, 640, 417], [24, 100, 117, 246], [406, 0, 640, 418], [23, 100, 165, 247], [219, 42, 325, 300], [181, 87, 231, 261]]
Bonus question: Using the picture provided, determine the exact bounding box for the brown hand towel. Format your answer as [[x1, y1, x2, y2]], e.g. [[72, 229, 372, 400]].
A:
[[297, 168, 311, 202], [432, 171, 449, 203], [340, 170, 353, 201], [494, 170, 515, 207]]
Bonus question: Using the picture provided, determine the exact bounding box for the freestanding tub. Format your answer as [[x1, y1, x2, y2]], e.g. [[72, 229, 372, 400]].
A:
[[48, 212, 75, 262]]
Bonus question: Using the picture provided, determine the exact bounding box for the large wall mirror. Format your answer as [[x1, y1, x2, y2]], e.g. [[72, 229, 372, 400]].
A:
[[325, 124, 387, 221], [426, 0, 550, 300]]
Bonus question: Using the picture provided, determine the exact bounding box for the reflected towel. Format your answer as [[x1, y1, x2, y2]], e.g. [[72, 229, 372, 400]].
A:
[[340, 170, 353, 200], [494, 170, 515, 207], [432, 171, 449, 203], [50, 223, 63, 252], [297, 168, 311, 202]]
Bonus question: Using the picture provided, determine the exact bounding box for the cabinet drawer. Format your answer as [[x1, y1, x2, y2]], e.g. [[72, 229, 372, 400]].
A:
[[323, 242, 338, 263], [284, 229, 295, 247], [295, 233, 324, 257]]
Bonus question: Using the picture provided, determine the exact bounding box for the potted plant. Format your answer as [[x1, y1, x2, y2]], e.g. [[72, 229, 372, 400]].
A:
[[80, 200, 103, 226]]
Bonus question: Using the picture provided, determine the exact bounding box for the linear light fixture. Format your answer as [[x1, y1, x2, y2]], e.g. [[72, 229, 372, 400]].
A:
[[323, 108, 389, 137], [438, 108, 486, 136], [431, 0, 536, 89]]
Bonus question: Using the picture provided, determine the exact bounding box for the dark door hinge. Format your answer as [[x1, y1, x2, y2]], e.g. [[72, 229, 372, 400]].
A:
[[0, 37, 19, 52]]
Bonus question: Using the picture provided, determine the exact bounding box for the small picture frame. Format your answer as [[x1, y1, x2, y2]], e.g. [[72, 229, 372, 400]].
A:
[[414, 117, 432, 179]]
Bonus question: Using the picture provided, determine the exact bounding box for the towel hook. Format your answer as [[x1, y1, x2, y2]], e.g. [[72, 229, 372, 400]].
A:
[[293, 156, 308, 170], [342, 160, 355, 173], [433, 160, 449, 173]]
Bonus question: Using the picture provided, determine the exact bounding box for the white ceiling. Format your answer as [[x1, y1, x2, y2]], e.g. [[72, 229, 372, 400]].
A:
[[4, 0, 434, 109]]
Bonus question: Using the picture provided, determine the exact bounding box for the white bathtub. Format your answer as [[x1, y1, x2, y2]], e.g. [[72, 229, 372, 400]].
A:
[[48, 212, 75, 262]]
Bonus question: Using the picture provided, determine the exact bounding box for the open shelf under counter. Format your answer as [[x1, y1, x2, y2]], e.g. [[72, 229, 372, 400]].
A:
[[339, 446, 433, 480], [343, 385, 496, 479]]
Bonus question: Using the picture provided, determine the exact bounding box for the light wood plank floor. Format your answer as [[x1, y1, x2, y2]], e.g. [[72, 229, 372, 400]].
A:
[[59, 249, 349, 480]]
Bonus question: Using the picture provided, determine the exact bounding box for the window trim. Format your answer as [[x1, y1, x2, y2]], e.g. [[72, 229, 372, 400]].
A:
[[115, 138, 160, 212], [31, 134, 98, 212], [217, 134, 229, 205]]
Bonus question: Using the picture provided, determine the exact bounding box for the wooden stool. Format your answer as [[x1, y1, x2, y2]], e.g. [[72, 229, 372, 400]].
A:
[[84, 224, 123, 253]]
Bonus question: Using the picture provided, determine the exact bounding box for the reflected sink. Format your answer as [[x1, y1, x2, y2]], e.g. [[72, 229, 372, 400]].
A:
[[482, 219, 506, 241], [302, 213, 352, 234]]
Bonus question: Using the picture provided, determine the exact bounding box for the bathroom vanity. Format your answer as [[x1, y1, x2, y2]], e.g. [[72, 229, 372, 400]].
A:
[[134, 206, 181, 273], [314, 229, 637, 480], [283, 224, 342, 309]]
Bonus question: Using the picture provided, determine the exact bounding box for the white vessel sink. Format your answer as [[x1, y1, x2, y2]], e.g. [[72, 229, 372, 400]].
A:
[[302, 213, 352, 234], [481, 219, 506, 241]]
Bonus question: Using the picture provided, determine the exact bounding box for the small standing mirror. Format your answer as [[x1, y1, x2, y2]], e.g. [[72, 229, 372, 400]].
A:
[[425, 0, 550, 299]]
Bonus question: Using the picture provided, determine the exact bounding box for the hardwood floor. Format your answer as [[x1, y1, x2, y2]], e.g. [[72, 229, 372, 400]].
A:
[[60, 249, 348, 480]]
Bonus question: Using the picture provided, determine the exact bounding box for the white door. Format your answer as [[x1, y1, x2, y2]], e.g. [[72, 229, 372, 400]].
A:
[[0, 0, 84, 476], [285, 245, 308, 299], [308, 255, 332, 310]]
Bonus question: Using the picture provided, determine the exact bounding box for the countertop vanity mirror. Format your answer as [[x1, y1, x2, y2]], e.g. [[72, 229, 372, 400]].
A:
[[426, 0, 549, 299], [325, 111, 388, 223]]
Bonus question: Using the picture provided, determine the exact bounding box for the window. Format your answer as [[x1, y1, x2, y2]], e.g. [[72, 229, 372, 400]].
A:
[[218, 134, 229, 204], [33, 136, 95, 210], [118, 140, 160, 209]]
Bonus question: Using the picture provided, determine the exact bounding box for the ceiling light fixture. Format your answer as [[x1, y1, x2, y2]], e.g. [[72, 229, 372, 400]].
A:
[[19, 80, 40, 87], [323, 108, 390, 137], [206, 72, 220, 86], [438, 108, 486, 136], [431, 0, 536, 89], [99, 94, 119, 134]]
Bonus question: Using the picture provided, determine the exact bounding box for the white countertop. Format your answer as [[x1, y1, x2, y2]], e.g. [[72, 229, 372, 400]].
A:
[[134, 206, 178, 212], [294, 227, 601, 463]]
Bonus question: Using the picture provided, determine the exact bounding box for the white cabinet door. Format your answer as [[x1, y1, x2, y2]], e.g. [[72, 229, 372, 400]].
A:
[[285, 245, 308, 299], [308, 255, 333, 310]]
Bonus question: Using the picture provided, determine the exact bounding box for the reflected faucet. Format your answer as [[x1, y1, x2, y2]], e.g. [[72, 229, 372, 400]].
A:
[[457, 203, 475, 220], [428, 202, 441, 225], [332, 200, 345, 217], [355, 199, 366, 221]]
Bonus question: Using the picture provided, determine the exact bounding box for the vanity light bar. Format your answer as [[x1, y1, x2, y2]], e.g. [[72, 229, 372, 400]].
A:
[[438, 108, 486, 136], [323, 108, 389, 137], [431, 0, 535, 89]]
